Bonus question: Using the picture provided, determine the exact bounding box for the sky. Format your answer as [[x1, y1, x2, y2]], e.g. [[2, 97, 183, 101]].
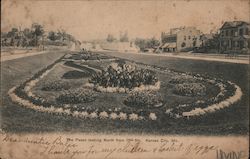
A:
[[1, 0, 249, 41]]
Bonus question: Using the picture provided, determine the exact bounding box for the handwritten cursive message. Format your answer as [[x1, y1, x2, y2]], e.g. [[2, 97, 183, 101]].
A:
[[0, 133, 248, 159]]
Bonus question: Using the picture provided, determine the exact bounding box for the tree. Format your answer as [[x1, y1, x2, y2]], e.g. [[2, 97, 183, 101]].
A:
[[31, 23, 44, 46], [106, 34, 116, 42], [23, 28, 33, 39], [135, 37, 160, 51], [57, 30, 67, 41], [146, 37, 160, 48], [120, 31, 129, 42], [135, 38, 147, 51], [7, 28, 18, 38], [48, 31, 56, 41]]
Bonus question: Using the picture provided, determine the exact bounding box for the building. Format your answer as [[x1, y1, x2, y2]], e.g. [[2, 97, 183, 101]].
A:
[[160, 27, 203, 52], [219, 21, 250, 53]]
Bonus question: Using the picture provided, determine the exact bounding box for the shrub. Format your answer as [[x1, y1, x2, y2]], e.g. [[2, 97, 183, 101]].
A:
[[173, 83, 206, 96], [56, 88, 96, 104], [124, 91, 163, 108], [41, 81, 70, 91], [62, 70, 90, 79], [169, 74, 196, 84], [89, 62, 158, 89]]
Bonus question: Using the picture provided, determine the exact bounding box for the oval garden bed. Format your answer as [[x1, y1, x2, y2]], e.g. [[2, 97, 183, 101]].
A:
[[8, 52, 243, 122]]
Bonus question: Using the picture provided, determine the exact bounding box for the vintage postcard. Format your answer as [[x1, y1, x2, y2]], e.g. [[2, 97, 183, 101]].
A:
[[0, 0, 249, 159]]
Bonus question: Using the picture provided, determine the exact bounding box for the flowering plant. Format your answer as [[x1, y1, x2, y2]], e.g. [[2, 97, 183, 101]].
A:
[[173, 83, 206, 96], [149, 113, 157, 120], [124, 91, 163, 108], [89, 62, 158, 89], [41, 81, 70, 91], [169, 74, 197, 84], [56, 88, 96, 104]]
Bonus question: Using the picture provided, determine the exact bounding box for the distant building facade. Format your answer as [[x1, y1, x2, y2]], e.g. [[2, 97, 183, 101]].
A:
[[160, 27, 203, 52], [219, 21, 250, 53]]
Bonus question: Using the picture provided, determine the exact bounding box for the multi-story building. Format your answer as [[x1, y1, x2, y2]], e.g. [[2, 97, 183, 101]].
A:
[[219, 21, 250, 53], [160, 27, 203, 52]]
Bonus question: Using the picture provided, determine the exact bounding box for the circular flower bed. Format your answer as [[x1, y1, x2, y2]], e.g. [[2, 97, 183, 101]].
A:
[[173, 82, 206, 96], [124, 91, 163, 108], [62, 70, 90, 79], [56, 88, 97, 104], [89, 62, 159, 91]]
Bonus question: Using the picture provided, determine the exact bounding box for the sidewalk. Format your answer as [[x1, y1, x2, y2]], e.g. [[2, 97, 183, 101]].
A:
[[1, 49, 50, 62]]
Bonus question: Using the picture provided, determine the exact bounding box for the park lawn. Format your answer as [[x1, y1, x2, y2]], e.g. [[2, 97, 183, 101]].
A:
[[1, 50, 249, 135], [30, 56, 220, 114]]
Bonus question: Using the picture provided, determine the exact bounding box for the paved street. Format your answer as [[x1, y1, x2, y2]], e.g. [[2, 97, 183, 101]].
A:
[[99, 50, 249, 64]]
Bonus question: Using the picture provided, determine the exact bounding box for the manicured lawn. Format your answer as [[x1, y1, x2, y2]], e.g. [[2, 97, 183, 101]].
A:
[[1, 50, 249, 135]]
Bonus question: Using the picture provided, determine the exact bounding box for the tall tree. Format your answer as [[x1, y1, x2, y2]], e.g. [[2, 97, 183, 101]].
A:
[[7, 28, 18, 38], [48, 31, 56, 41], [147, 37, 160, 48], [119, 31, 129, 42], [31, 23, 44, 46], [106, 34, 116, 42], [135, 38, 146, 51]]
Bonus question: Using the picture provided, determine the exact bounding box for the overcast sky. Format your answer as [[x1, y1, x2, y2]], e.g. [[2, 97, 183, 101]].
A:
[[1, 0, 249, 41]]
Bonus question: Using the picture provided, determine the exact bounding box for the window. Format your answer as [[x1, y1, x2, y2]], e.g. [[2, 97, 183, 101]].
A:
[[226, 30, 229, 36], [234, 41, 237, 47], [239, 28, 243, 36], [235, 31, 238, 36], [181, 42, 186, 47], [231, 30, 234, 36], [221, 31, 224, 37], [184, 36, 186, 40], [188, 36, 191, 40], [239, 41, 244, 48]]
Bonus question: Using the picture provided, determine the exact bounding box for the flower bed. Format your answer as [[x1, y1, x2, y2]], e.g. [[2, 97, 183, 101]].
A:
[[62, 70, 90, 79], [89, 62, 159, 92], [56, 88, 97, 104], [66, 52, 113, 61], [173, 82, 206, 96], [169, 74, 197, 84], [181, 82, 242, 118], [84, 81, 160, 93], [124, 91, 163, 108], [41, 81, 71, 91], [7, 52, 244, 123]]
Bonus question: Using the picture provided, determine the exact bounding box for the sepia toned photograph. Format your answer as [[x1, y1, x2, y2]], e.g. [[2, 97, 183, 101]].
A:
[[0, 0, 249, 159]]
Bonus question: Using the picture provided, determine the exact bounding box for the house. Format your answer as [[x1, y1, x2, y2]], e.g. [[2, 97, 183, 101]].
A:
[[219, 21, 250, 53], [160, 27, 203, 52]]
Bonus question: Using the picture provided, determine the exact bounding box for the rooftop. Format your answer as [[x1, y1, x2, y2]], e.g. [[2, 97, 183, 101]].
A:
[[220, 21, 250, 29]]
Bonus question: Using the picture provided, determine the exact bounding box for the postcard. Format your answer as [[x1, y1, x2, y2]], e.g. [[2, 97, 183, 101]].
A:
[[0, 0, 249, 158]]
